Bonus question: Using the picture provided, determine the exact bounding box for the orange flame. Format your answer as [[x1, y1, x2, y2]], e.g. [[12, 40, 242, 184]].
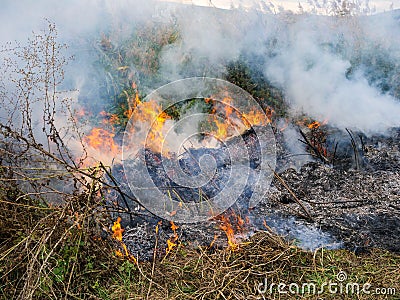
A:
[[207, 97, 273, 141], [219, 215, 239, 251], [111, 217, 137, 263], [306, 118, 328, 130], [125, 90, 172, 155], [302, 119, 330, 159], [166, 239, 177, 253], [112, 217, 124, 241], [241, 110, 272, 127], [216, 210, 250, 251], [308, 121, 321, 129], [125, 91, 274, 155], [124, 90, 141, 119], [84, 128, 121, 155], [166, 221, 179, 254]]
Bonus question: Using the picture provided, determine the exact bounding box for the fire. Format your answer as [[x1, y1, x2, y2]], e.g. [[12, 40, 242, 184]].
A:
[[112, 216, 124, 241], [78, 81, 277, 166], [308, 121, 321, 129], [166, 239, 177, 253], [73, 105, 122, 167], [111, 217, 137, 263], [241, 110, 272, 127], [207, 97, 273, 141], [124, 90, 141, 119], [219, 215, 239, 251], [214, 118, 228, 139], [215, 209, 250, 251], [166, 221, 179, 254], [300, 118, 331, 160], [210, 97, 239, 140], [125, 89, 172, 154], [304, 118, 328, 130], [84, 127, 121, 157]]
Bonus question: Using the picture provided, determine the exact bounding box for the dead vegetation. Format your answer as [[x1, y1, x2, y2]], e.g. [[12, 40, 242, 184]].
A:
[[126, 231, 400, 299], [0, 22, 128, 300], [2, 196, 399, 300], [0, 182, 118, 299], [1, 19, 400, 300]]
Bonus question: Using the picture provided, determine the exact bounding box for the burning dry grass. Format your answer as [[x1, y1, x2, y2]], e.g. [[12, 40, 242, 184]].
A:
[[1, 17, 399, 300], [1, 191, 400, 299], [106, 231, 400, 299]]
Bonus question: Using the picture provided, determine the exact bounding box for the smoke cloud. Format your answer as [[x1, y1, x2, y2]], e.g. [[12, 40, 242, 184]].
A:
[[1, 1, 400, 137]]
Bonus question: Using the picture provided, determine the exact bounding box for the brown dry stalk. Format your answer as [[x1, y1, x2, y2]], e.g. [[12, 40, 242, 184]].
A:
[[267, 164, 313, 220]]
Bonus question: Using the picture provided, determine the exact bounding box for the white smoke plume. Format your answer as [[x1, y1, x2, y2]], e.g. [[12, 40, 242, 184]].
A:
[[1, 0, 400, 138]]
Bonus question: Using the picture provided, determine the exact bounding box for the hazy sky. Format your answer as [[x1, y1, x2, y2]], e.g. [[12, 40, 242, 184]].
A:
[[163, 0, 399, 13]]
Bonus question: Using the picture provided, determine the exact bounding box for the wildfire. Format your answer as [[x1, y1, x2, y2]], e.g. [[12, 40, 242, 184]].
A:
[[83, 127, 121, 165], [241, 110, 272, 127], [81, 84, 276, 164], [124, 88, 141, 119], [207, 97, 273, 141], [111, 217, 137, 263], [303, 118, 328, 130], [213, 118, 229, 139], [125, 88, 173, 154], [84, 128, 119, 153], [298, 118, 331, 161], [112, 216, 124, 241]]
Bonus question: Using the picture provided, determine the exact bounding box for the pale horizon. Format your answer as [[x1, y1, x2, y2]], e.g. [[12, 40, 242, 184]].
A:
[[161, 0, 400, 14]]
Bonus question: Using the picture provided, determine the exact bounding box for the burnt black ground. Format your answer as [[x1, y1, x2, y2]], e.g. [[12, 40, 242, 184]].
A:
[[257, 127, 400, 253], [114, 126, 400, 260]]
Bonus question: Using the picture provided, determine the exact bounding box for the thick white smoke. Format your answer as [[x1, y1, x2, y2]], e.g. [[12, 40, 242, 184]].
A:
[[264, 14, 400, 134], [162, 8, 400, 135], [1, 1, 399, 137]]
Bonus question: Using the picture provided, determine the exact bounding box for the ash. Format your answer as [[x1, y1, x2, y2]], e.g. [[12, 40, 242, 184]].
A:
[[263, 127, 400, 253], [116, 127, 400, 260]]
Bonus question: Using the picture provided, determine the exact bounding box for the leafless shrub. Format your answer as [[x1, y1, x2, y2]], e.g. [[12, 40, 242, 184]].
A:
[[306, 0, 375, 16], [0, 22, 87, 199], [0, 22, 130, 299]]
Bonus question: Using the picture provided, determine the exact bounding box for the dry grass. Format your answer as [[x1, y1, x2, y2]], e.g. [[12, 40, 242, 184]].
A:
[[1, 189, 399, 299], [115, 233, 400, 299], [0, 186, 118, 299]]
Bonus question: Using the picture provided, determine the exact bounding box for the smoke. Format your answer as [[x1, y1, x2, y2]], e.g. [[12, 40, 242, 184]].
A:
[[279, 121, 313, 171], [2, 0, 399, 249], [2, 1, 399, 136], [263, 14, 400, 134], [264, 215, 342, 251], [163, 8, 400, 135]]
